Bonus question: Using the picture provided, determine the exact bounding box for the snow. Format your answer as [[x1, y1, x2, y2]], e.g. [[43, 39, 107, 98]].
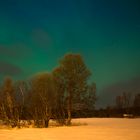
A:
[[0, 118, 140, 140]]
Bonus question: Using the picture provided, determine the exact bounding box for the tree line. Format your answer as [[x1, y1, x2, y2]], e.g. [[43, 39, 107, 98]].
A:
[[94, 92, 140, 118], [0, 53, 96, 128]]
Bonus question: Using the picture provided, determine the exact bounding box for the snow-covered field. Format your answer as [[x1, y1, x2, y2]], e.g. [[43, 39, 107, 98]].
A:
[[0, 118, 140, 140]]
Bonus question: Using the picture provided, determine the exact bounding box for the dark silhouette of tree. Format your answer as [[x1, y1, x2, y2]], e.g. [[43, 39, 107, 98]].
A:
[[116, 95, 124, 109], [134, 93, 140, 107], [116, 92, 132, 110], [123, 92, 133, 114], [133, 93, 140, 116], [84, 82, 96, 111]]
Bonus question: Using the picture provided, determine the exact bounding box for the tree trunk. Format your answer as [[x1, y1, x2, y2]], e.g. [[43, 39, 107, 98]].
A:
[[43, 119, 49, 127], [67, 109, 71, 125], [67, 92, 72, 125]]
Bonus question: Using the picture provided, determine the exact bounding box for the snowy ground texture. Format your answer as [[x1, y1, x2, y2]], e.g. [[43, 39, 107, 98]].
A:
[[0, 118, 140, 140]]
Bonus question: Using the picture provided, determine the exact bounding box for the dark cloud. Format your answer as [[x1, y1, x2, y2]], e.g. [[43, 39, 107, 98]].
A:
[[0, 61, 23, 76], [97, 77, 140, 108], [0, 44, 32, 58]]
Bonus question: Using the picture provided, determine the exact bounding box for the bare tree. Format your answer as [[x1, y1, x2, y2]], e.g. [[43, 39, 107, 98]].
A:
[[13, 81, 28, 127], [29, 73, 56, 127], [84, 82, 96, 111], [0, 77, 18, 127], [122, 92, 133, 112], [52, 67, 66, 125], [116, 95, 124, 109], [134, 93, 140, 107], [116, 92, 133, 114]]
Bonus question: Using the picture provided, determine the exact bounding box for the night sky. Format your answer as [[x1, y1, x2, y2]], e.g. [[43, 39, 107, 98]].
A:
[[0, 0, 140, 107]]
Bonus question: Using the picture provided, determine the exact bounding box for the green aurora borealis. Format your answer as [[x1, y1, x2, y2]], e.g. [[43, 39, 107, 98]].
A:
[[0, 0, 140, 107]]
